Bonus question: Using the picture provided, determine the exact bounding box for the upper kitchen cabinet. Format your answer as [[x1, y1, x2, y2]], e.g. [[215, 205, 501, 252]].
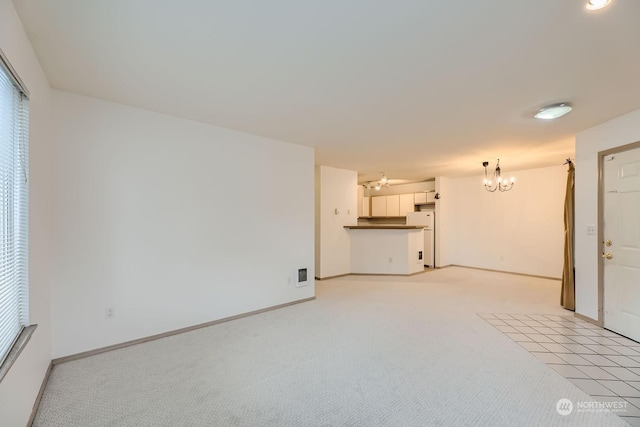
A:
[[368, 194, 418, 217], [371, 196, 387, 216], [362, 196, 370, 216], [399, 194, 414, 216], [414, 191, 436, 205], [386, 195, 400, 216], [357, 186, 371, 217]]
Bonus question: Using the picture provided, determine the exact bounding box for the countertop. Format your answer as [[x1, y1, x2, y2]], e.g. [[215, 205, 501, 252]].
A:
[[343, 225, 425, 229]]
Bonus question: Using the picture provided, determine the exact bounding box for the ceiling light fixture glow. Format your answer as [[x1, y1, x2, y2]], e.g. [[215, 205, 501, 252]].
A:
[[586, 0, 611, 10], [534, 103, 573, 120]]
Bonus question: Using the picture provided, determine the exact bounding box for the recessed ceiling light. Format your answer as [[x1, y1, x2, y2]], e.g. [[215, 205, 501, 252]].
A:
[[586, 0, 611, 11], [534, 103, 573, 120]]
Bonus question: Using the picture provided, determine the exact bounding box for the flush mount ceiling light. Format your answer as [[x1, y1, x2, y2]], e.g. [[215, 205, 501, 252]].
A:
[[534, 103, 573, 120], [586, 0, 611, 10]]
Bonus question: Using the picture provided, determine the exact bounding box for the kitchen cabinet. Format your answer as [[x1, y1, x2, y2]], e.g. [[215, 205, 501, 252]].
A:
[[414, 192, 436, 205], [386, 195, 400, 216], [371, 196, 387, 216], [368, 193, 427, 217], [362, 196, 370, 216], [414, 192, 427, 205], [399, 194, 414, 216]]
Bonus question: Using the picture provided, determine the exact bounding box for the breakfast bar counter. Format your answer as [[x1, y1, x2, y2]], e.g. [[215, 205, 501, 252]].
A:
[[344, 226, 425, 275]]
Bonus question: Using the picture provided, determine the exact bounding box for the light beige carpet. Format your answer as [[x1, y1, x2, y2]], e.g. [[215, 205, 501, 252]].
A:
[[34, 267, 628, 426]]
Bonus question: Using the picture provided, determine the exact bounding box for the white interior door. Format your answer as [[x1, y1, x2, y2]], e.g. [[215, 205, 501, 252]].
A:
[[603, 148, 640, 342]]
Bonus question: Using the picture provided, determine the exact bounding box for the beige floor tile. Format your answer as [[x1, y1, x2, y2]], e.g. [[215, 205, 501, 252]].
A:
[[548, 364, 590, 379], [581, 354, 620, 367], [569, 378, 617, 397], [532, 352, 566, 364], [525, 334, 556, 343], [599, 380, 640, 398], [576, 365, 619, 380], [602, 367, 640, 382], [567, 335, 598, 345], [606, 355, 640, 368], [504, 333, 532, 342], [518, 342, 548, 352], [540, 342, 572, 354], [554, 353, 593, 366]]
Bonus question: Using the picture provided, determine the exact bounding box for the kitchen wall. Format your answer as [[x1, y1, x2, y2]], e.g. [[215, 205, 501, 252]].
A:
[[575, 108, 640, 321], [448, 165, 567, 278], [50, 90, 315, 358], [0, 1, 54, 425], [315, 166, 357, 279]]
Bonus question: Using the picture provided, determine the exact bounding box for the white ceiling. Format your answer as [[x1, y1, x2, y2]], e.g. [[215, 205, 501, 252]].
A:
[[13, 0, 640, 182]]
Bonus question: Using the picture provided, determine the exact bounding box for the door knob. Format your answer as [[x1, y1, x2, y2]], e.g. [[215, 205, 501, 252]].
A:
[[602, 252, 613, 260], [605, 240, 612, 247]]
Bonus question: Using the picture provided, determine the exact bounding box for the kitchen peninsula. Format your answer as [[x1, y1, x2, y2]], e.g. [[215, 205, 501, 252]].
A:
[[344, 226, 425, 275]]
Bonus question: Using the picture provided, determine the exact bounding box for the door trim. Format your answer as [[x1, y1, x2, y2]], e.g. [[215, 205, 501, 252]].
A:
[[597, 140, 640, 327]]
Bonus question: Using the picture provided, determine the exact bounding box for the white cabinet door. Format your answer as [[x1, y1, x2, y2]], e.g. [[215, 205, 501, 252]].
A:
[[386, 195, 400, 216], [371, 196, 386, 216], [426, 192, 436, 204], [399, 194, 414, 216], [362, 197, 370, 217], [414, 192, 427, 205]]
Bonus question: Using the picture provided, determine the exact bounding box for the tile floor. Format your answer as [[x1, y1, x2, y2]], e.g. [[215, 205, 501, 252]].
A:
[[480, 313, 640, 426]]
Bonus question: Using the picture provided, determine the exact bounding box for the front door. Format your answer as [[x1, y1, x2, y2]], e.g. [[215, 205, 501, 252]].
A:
[[603, 147, 640, 342]]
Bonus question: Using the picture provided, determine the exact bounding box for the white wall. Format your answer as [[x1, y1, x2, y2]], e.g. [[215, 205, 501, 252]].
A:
[[0, 1, 53, 425], [435, 176, 454, 267], [50, 91, 315, 358], [450, 165, 566, 278], [315, 166, 357, 279], [575, 108, 640, 321]]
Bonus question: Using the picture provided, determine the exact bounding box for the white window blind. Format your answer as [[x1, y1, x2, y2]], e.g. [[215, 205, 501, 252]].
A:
[[0, 57, 29, 367]]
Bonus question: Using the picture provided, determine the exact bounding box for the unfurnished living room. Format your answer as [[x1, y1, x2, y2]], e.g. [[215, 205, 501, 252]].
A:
[[1, 0, 640, 426]]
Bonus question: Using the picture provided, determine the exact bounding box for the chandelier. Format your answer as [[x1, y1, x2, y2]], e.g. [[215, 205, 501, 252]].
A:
[[363, 173, 390, 191], [483, 159, 514, 192]]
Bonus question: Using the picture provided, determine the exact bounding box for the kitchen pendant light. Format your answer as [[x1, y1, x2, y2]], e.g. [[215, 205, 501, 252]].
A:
[[363, 172, 391, 191], [534, 103, 573, 120]]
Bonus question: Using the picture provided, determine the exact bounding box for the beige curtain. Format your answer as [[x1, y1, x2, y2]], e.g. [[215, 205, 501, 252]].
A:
[[561, 161, 575, 310]]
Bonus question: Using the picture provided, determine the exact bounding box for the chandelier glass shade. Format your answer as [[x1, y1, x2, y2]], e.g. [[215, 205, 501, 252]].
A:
[[483, 159, 514, 192]]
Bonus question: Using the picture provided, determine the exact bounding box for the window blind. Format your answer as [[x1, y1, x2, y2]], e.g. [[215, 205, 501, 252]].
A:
[[0, 58, 29, 367]]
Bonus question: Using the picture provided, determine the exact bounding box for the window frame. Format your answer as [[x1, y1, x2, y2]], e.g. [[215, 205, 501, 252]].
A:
[[0, 47, 36, 384]]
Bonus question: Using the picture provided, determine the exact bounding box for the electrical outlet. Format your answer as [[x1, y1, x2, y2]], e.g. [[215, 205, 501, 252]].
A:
[[586, 225, 596, 235], [105, 307, 114, 319]]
